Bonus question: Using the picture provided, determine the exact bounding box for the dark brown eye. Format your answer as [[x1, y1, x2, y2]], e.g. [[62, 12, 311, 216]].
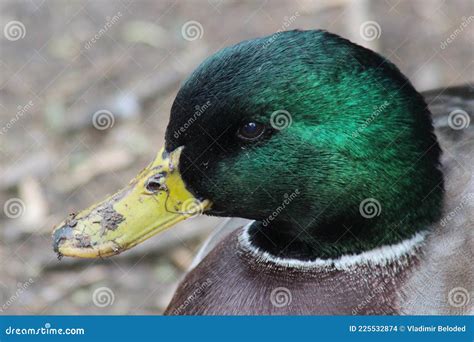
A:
[[237, 121, 265, 141]]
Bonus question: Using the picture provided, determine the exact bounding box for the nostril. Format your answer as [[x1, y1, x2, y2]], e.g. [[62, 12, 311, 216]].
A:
[[145, 172, 167, 193]]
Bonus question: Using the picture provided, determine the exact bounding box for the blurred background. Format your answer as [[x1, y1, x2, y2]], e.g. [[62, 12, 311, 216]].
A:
[[0, 0, 472, 314]]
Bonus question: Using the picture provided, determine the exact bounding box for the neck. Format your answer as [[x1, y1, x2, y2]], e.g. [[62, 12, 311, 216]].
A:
[[248, 201, 440, 260], [243, 221, 426, 269]]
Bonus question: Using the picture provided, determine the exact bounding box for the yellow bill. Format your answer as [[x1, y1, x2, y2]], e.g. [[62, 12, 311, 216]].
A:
[[52, 146, 211, 258]]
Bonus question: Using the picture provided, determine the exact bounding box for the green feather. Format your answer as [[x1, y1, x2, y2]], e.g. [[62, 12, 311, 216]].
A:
[[165, 30, 444, 259]]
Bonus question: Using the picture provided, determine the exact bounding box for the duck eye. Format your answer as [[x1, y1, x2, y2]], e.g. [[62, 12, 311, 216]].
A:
[[237, 121, 265, 141]]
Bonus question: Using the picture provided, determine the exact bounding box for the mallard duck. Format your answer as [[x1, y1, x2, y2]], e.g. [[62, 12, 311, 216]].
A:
[[52, 30, 473, 315]]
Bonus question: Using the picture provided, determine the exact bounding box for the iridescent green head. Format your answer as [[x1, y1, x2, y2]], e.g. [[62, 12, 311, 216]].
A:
[[165, 30, 443, 259]]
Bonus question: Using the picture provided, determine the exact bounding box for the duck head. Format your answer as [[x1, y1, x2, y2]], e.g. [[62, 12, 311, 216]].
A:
[[53, 30, 443, 260]]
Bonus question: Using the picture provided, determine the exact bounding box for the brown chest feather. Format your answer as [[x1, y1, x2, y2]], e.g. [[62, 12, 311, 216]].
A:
[[165, 229, 420, 315]]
